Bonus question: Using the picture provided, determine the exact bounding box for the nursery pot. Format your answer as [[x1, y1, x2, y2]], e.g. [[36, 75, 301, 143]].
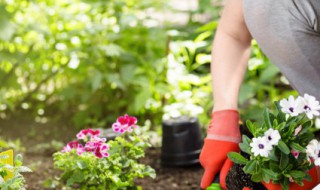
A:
[[161, 116, 203, 166]]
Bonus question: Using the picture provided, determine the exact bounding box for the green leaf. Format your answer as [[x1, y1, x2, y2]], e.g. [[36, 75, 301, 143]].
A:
[[243, 160, 257, 174], [242, 135, 251, 145], [277, 122, 286, 131], [289, 142, 305, 153], [268, 149, 278, 162], [278, 141, 290, 154], [251, 173, 263, 182], [279, 152, 289, 170], [264, 109, 272, 129], [274, 101, 286, 122], [269, 162, 280, 173], [289, 170, 306, 179], [239, 143, 251, 155], [76, 161, 88, 169], [262, 168, 277, 177], [246, 120, 256, 136], [228, 152, 248, 165]]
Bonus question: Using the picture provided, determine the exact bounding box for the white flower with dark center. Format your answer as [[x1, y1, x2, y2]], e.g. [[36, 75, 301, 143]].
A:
[[300, 94, 320, 119], [250, 137, 273, 157], [279, 96, 304, 117], [264, 128, 281, 146]]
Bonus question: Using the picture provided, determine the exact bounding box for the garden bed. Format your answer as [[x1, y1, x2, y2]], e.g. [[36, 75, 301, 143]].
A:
[[0, 113, 203, 190]]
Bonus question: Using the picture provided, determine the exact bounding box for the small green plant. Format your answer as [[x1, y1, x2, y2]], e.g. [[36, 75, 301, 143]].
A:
[[53, 114, 156, 190], [228, 94, 320, 190], [0, 150, 31, 190]]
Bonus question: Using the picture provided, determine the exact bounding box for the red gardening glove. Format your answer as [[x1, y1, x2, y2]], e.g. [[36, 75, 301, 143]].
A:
[[220, 158, 234, 190], [199, 110, 241, 189], [262, 166, 319, 190]]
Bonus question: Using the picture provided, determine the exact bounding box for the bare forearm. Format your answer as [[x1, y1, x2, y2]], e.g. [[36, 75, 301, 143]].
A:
[[211, 0, 252, 111], [212, 32, 251, 111]]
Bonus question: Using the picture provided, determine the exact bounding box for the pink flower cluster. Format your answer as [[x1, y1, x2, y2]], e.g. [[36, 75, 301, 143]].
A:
[[112, 114, 137, 133], [62, 114, 138, 158], [62, 128, 109, 158]]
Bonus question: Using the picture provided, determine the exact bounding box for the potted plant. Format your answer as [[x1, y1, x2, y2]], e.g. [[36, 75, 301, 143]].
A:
[[53, 114, 156, 190], [228, 94, 320, 190]]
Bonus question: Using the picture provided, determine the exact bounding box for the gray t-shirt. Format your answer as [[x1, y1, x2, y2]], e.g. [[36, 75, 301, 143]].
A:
[[243, 0, 320, 99]]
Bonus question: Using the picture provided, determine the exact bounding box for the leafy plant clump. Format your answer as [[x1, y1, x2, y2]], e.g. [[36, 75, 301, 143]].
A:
[[228, 94, 320, 190], [0, 151, 31, 190], [53, 114, 156, 190]]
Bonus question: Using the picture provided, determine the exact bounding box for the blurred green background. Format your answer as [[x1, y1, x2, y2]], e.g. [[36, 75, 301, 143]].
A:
[[0, 0, 297, 131]]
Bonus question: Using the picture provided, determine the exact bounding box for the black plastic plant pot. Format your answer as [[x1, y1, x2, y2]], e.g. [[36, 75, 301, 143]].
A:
[[161, 116, 203, 166]]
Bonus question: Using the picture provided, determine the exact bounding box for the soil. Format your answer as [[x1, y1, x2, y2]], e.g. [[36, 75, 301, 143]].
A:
[[0, 112, 203, 190]]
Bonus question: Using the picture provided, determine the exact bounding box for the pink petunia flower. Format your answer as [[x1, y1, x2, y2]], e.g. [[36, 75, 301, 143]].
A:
[[94, 143, 109, 158], [112, 114, 138, 133]]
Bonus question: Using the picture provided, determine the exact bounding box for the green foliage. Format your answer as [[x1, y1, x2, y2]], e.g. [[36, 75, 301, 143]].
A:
[[53, 132, 155, 189], [0, 153, 31, 190], [0, 0, 299, 129], [0, 0, 167, 127], [228, 101, 315, 189]]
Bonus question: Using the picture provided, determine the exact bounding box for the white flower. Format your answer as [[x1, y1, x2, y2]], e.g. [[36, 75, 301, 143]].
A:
[[315, 158, 320, 166], [250, 137, 273, 157], [279, 96, 304, 117], [300, 94, 320, 119], [306, 139, 320, 166], [264, 128, 281, 146], [306, 139, 319, 159]]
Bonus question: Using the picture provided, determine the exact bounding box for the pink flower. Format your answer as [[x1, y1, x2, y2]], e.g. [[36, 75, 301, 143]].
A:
[[84, 141, 102, 152], [63, 128, 110, 158], [62, 141, 85, 155], [112, 114, 137, 133], [291, 150, 300, 159], [91, 136, 106, 143], [76, 145, 85, 155], [94, 143, 109, 158], [76, 128, 100, 139]]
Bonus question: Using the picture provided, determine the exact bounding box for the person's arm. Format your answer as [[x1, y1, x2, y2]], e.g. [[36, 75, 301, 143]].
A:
[[211, 0, 252, 111], [200, 0, 253, 189]]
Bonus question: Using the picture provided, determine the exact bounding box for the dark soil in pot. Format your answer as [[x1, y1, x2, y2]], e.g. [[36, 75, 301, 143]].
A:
[[225, 125, 267, 190]]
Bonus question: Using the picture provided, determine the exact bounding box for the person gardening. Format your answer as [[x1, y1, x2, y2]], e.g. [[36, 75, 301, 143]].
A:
[[199, 0, 320, 189]]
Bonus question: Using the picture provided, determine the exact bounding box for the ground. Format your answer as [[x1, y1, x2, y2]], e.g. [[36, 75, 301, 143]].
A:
[[0, 112, 203, 190]]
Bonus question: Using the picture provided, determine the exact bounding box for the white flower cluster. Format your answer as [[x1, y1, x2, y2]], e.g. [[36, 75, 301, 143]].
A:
[[250, 128, 281, 157], [280, 94, 320, 119], [306, 139, 320, 166]]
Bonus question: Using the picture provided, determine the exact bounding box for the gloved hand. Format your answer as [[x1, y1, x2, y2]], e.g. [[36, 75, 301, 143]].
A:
[[244, 166, 319, 190], [200, 110, 241, 189], [220, 158, 234, 190]]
